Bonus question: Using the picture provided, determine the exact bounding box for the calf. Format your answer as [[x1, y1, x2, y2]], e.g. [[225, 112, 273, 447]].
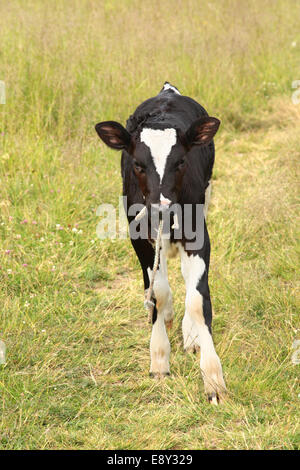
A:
[[95, 82, 226, 404]]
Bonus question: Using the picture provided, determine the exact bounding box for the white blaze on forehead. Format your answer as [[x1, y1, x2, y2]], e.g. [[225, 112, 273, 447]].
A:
[[140, 128, 177, 181]]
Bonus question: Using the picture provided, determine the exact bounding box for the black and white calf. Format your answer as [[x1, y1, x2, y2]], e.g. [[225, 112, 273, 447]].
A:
[[95, 82, 226, 404]]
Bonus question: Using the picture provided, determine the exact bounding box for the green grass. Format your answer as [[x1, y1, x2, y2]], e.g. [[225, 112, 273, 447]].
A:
[[0, 0, 299, 450]]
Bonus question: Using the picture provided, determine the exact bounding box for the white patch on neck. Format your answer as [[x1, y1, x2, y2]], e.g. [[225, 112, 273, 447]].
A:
[[140, 128, 177, 181], [163, 83, 181, 95]]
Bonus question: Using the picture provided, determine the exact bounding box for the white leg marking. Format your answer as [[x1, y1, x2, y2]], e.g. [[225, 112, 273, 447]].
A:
[[182, 309, 200, 352], [178, 245, 226, 400], [147, 245, 174, 326], [148, 247, 173, 376], [149, 311, 170, 376]]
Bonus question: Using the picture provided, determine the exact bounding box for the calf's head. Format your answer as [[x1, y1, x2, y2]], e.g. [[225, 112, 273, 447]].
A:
[[95, 116, 220, 211]]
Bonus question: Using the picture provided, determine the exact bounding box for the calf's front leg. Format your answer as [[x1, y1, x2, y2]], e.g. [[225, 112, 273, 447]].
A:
[[130, 238, 172, 377], [148, 249, 173, 377]]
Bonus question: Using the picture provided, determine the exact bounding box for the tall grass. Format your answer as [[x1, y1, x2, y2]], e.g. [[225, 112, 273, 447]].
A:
[[1, 0, 300, 136], [0, 0, 299, 449]]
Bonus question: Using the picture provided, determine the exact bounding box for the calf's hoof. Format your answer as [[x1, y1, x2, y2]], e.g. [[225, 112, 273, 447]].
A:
[[207, 391, 223, 405], [205, 381, 227, 405], [201, 355, 227, 405], [149, 371, 170, 379], [184, 344, 200, 354]]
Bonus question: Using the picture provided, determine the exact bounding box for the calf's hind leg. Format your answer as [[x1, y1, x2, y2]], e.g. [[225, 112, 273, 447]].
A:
[[179, 247, 226, 403]]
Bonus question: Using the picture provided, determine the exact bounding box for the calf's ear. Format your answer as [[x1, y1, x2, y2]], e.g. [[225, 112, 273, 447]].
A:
[[95, 121, 131, 150], [184, 116, 220, 148]]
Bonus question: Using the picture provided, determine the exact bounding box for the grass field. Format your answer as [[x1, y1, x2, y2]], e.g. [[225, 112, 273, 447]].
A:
[[0, 0, 299, 450]]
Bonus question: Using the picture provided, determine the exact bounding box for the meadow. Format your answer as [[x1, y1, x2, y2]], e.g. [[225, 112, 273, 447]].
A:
[[0, 0, 299, 450]]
